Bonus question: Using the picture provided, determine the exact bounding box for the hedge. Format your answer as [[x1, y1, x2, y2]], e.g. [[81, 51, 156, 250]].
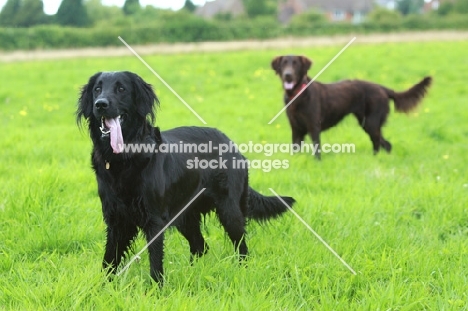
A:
[[0, 14, 467, 51]]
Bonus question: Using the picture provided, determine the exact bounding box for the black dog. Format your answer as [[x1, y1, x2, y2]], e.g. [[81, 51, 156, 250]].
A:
[[271, 55, 432, 159], [77, 71, 295, 284]]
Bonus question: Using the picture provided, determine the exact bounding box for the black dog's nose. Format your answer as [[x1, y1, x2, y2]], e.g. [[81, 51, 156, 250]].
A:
[[95, 98, 109, 111], [283, 72, 293, 81]]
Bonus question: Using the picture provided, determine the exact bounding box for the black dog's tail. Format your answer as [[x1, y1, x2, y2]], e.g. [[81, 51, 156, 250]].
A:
[[384, 76, 432, 113], [247, 188, 295, 222]]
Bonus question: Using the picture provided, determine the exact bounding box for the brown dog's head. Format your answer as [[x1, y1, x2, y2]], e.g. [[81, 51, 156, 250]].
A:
[[271, 55, 312, 91]]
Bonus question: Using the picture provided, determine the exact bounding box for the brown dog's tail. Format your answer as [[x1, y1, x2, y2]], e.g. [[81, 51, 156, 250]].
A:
[[384, 76, 432, 113], [247, 188, 295, 222]]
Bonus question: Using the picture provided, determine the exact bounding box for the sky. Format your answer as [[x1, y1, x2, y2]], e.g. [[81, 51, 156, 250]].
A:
[[0, 0, 211, 15]]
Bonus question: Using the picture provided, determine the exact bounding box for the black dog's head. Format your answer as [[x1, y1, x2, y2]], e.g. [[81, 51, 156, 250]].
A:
[[77, 71, 159, 153], [271, 55, 312, 91]]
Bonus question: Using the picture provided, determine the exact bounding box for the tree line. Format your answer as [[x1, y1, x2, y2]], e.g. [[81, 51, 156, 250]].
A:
[[0, 0, 467, 51], [1, 0, 468, 28], [0, 0, 185, 27]]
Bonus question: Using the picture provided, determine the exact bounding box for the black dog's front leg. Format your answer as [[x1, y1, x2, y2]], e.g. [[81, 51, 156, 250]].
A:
[[102, 221, 138, 278], [98, 177, 139, 279], [142, 219, 166, 284]]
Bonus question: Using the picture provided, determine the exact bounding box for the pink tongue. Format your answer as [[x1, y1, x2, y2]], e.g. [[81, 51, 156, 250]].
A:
[[104, 118, 123, 154], [284, 82, 294, 90]]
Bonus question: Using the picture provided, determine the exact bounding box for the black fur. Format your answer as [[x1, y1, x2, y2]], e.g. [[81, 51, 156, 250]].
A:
[[77, 71, 295, 284]]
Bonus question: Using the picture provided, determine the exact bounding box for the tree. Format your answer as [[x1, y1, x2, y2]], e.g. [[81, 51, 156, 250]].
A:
[[368, 7, 402, 24], [0, 0, 49, 27], [14, 0, 48, 27], [436, 0, 468, 16], [123, 0, 140, 15], [454, 0, 468, 14], [437, 1, 454, 15], [289, 9, 327, 27], [243, 0, 276, 18], [0, 0, 21, 26], [183, 0, 196, 13], [85, 0, 124, 25], [214, 12, 233, 21], [396, 0, 424, 15], [55, 0, 90, 26]]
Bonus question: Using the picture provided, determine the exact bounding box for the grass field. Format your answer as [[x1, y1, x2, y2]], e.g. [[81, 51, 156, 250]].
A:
[[1, 39, 467, 310]]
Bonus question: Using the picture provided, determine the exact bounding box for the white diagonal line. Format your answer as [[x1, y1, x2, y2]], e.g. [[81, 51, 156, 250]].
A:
[[118, 36, 207, 125], [269, 188, 357, 275], [268, 37, 356, 124], [117, 188, 206, 276]]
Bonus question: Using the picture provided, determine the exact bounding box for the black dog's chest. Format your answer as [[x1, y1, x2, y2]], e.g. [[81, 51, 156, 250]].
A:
[[103, 162, 150, 223], [111, 164, 146, 195]]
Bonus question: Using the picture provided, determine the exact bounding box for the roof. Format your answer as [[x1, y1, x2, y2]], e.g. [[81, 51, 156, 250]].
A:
[[195, 0, 245, 18], [278, 0, 375, 23], [299, 0, 374, 12]]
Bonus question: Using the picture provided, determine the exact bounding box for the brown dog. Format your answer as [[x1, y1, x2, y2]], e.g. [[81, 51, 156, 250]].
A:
[[271, 55, 432, 159]]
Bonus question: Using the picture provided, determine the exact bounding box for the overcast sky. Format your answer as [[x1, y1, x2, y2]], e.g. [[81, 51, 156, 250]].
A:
[[0, 0, 211, 15]]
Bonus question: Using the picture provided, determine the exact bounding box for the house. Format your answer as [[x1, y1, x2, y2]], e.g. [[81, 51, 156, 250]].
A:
[[278, 0, 374, 24], [376, 0, 446, 13], [423, 0, 441, 12], [195, 0, 245, 19]]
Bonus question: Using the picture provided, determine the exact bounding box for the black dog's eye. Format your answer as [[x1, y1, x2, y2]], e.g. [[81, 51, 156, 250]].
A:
[[94, 86, 102, 93], [118, 86, 125, 93]]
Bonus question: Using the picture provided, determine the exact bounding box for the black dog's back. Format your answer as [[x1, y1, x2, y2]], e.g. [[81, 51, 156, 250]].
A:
[[160, 126, 294, 221]]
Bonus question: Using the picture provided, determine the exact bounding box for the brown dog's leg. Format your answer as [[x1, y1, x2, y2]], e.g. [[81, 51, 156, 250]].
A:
[[363, 120, 382, 154], [291, 128, 306, 152], [307, 124, 321, 160]]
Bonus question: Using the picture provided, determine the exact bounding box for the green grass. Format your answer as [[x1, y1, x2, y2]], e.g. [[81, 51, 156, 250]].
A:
[[1, 40, 468, 310]]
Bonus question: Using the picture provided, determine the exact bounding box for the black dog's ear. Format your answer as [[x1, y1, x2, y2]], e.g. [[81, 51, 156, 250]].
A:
[[77, 72, 101, 126], [126, 72, 159, 124], [153, 126, 162, 144], [299, 56, 312, 72], [271, 56, 283, 74]]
